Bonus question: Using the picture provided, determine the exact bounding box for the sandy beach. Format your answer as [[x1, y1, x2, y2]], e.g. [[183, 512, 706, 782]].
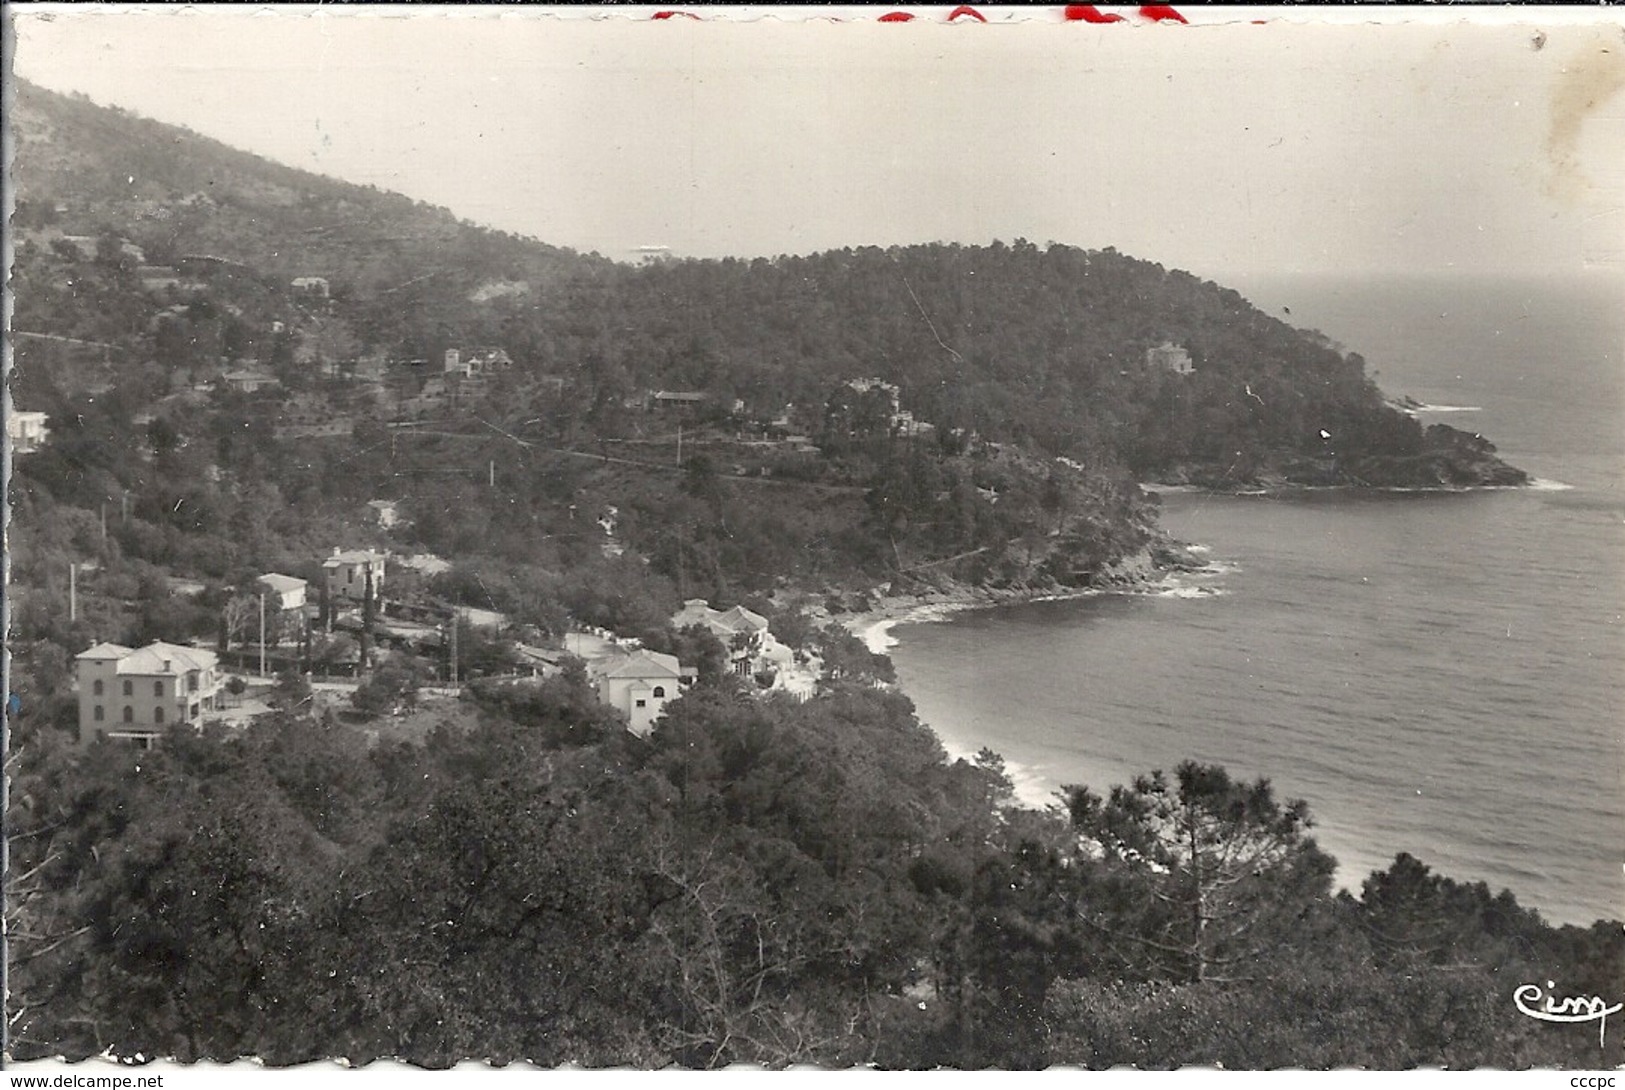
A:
[[837, 542, 1207, 657]]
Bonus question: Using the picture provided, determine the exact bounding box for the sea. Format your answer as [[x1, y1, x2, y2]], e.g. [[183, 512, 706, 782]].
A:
[[876, 272, 1625, 927]]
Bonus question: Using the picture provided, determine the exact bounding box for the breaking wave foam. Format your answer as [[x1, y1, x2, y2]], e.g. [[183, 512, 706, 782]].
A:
[[1155, 583, 1228, 600]]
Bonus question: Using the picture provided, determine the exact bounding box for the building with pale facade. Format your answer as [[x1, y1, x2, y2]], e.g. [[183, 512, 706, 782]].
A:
[[75, 641, 223, 748], [8, 410, 49, 454], [366, 499, 401, 529], [257, 573, 308, 612], [671, 600, 796, 679], [443, 347, 513, 377], [591, 650, 695, 736], [1146, 341, 1195, 375], [323, 548, 386, 606]]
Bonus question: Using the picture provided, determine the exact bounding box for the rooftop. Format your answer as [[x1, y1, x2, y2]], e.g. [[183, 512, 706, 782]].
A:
[[324, 548, 388, 568], [597, 649, 686, 680], [77, 641, 134, 661], [78, 640, 218, 674], [673, 599, 770, 636]]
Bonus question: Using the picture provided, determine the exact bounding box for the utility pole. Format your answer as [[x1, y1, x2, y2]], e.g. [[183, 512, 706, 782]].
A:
[[676, 424, 683, 468], [489, 459, 495, 488], [69, 561, 77, 622], [676, 533, 687, 600], [449, 618, 459, 688], [100, 503, 107, 547], [259, 591, 267, 679]]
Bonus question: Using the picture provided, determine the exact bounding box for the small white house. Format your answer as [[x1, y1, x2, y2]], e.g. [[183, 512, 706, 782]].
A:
[[592, 649, 694, 736], [366, 499, 401, 529], [444, 347, 513, 377], [1147, 342, 1195, 375], [221, 369, 281, 394], [323, 548, 386, 605], [257, 573, 308, 612], [8, 411, 49, 454]]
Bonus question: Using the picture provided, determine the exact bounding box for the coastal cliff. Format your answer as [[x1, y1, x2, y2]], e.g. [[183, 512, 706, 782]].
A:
[[1151, 422, 1527, 492]]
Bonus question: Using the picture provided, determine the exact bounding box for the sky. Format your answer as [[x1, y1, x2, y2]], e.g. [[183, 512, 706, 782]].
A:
[[8, 5, 1625, 281]]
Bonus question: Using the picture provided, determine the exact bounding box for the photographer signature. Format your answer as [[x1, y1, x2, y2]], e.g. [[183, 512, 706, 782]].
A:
[[1515, 980, 1623, 1048]]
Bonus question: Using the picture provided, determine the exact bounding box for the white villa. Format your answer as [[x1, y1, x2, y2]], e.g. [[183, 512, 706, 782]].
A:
[[323, 548, 386, 606], [671, 599, 795, 679], [590, 649, 696, 736], [75, 641, 224, 748]]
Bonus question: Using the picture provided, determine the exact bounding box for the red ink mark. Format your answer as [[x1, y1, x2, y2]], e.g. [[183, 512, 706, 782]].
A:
[[651, 10, 700, 20], [1064, 5, 1125, 22], [948, 5, 987, 22], [1138, 5, 1188, 23], [878, 11, 915, 21]]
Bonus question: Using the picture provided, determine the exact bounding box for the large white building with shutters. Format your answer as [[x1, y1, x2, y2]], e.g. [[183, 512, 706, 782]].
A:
[[75, 641, 224, 748]]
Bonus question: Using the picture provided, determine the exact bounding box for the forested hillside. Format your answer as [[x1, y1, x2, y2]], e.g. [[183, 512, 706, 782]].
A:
[[10, 79, 606, 350], [12, 79, 1522, 494], [10, 693, 1620, 1067], [7, 81, 1597, 1071]]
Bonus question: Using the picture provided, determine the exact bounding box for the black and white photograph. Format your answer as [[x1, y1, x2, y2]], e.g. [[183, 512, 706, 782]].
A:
[[4, 3, 1623, 1074]]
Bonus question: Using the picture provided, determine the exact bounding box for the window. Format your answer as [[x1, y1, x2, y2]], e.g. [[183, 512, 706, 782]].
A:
[[635, 699, 647, 708], [94, 705, 104, 722], [93, 679, 104, 696], [653, 686, 666, 699], [188, 673, 198, 692], [122, 679, 133, 697], [154, 707, 165, 724], [122, 706, 134, 723], [154, 680, 165, 698]]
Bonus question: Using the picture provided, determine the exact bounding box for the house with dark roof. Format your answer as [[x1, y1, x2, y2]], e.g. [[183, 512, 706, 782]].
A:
[[648, 390, 708, 412], [514, 644, 569, 679]]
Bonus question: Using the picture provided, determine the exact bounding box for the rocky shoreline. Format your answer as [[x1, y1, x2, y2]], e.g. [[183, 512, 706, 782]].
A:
[[827, 540, 1208, 655], [1145, 422, 1528, 493], [1146, 457, 1529, 494]]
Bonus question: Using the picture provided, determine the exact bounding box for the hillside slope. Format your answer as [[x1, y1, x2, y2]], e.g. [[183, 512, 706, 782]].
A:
[[9, 80, 1525, 636], [10, 79, 611, 374]]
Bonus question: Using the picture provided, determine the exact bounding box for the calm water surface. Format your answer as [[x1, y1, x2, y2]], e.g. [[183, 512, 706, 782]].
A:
[[887, 274, 1624, 926]]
